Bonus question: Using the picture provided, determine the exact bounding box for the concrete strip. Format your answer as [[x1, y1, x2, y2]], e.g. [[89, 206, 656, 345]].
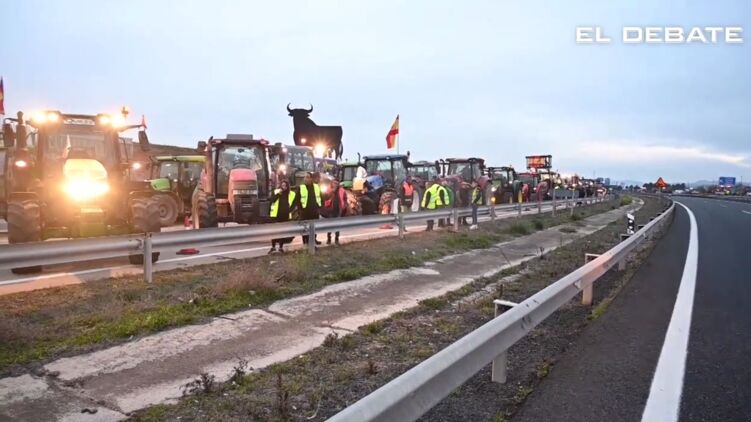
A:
[[2, 201, 639, 419]]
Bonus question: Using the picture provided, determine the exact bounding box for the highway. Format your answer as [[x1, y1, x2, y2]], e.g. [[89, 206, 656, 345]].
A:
[[514, 196, 751, 422], [0, 201, 567, 296]]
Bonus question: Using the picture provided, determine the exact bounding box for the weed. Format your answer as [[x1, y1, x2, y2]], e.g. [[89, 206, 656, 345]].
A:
[[494, 412, 509, 422], [230, 358, 249, 385], [514, 385, 534, 404], [419, 297, 448, 311], [570, 213, 582, 221], [536, 360, 552, 379], [366, 359, 378, 376], [362, 320, 385, 336], [182, 372, 215, 395], [620, 195, 633, 206], [532, 219, 544, 230], [507, 223, 530, 236], [322, 332, 339, 348], [559, 226, 576, 233], [275, 373, 290, 419]]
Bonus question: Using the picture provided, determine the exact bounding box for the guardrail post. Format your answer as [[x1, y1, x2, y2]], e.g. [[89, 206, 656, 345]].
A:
[[452, 208, 460, 232], [397, 214, 405, 239], [581, 253, 600, 305], [307, 221, 316, 254], [143, 233, 153, 284], [517, 197, 522, 217], [491, 299, 517, 383], [537, 195, 541, 214], [490, 204, 497, 221]]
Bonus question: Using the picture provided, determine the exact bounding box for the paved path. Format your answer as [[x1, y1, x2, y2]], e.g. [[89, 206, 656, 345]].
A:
[[0, 201, 635, 421]]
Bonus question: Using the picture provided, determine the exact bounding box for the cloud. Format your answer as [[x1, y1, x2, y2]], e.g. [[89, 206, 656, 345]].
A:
[[575, 141, 750, 168]]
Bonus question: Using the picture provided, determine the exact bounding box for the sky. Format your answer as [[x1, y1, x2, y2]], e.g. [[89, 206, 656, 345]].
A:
[[1, 0, 749, 184]]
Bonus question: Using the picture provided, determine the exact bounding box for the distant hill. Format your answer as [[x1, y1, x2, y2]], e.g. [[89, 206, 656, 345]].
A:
[[688, 180, 716, 188]]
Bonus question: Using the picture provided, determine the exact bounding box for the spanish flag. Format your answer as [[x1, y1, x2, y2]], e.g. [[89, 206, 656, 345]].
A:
[[0, 77, 5, 115], [386, 114, 399, 150]]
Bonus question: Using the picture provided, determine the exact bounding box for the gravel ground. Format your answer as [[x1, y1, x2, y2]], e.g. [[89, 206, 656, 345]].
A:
[[131, 195, 670, 422]]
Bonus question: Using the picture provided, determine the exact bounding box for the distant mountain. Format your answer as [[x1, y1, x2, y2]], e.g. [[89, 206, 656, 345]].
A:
[[612, 179, 644, 187], [688, 180, 716, 188]]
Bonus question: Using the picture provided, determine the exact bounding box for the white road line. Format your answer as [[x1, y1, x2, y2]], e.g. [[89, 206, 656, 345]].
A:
[[742, 210, 751, 215], [641, 202, 699, 422], [719, 204, 727, 208]]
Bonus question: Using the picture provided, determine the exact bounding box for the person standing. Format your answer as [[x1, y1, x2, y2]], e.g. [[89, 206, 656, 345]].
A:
[[299, 172, 322, 246], [438, 179, 452, 227], [269, 180, 296, 253], [323, 179, 347, 245], [422, 177, 446, 231], [470, 181, 482, 230], [400, 176, 416, 214]]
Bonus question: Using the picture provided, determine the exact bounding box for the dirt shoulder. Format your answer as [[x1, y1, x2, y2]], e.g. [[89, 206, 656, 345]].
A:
[[0, 199, 622, 376], [128, 195, 667, 421]]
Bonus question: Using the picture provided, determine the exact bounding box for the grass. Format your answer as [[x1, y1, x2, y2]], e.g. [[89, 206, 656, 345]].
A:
[[129, 196, 666, 421], [620, 195, 634, 206], [0, 198, 623, 374]]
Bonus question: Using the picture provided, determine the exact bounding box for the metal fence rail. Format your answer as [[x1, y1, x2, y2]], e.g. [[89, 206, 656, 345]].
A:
[[327, 199, 673, 422], [0, 194, 609, 279]]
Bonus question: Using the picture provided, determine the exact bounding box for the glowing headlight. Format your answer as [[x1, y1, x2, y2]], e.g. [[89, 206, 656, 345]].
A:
[[321, 185, 330, 194], [98, 115, 111, 125], [314, 144, 327, 158], [491, 187, 497, 192], [64, 180, 110, 201], [111, 114, 126, 128], [132, 162, 143, 170], [32, 111, 60, 124], [14, 159, 28, 168], [278, 164, 287, 174]]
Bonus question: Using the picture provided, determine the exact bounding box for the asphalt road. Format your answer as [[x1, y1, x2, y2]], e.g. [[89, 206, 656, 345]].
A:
[[0, 202, 567, 295], [514, 196, 751, 422]]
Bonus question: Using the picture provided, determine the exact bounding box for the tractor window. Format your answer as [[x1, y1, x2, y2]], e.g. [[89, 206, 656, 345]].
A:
[[341, 166, 357, 181], [216, 145, 266, 196], [42, 128, 117, 173], [158, 162, 180, 181], [392, 160, 406, 183], [365, 160, 390, 178], [288, 150, 315, 172]]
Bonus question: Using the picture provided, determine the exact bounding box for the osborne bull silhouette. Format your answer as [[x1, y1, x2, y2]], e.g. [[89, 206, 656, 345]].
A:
[[287, 104, 344, 159]]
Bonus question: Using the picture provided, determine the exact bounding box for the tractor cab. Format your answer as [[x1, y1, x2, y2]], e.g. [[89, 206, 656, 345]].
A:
[[270, 144, 315, 188], [438, 158, 491, 206], [363, 154, 410, 191], [1, 109, 159, 272], [409, 160, 440, 189], [148, 155, 205, 226], [486, 166, 519, 204], [192, 134, 277, 227], [337, 161, 365, 190]]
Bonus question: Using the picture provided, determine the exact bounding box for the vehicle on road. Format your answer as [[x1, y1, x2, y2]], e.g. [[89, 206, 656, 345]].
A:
[[270, 144, 316, 189], [362, 154, 413, 214], [486, 166, 520, 204], [438, 157, 492, 206], [1, 110, 160, 273], [409, 160, 440, 191], [148, 155, 204, 226], [192, 134, 281, 228]]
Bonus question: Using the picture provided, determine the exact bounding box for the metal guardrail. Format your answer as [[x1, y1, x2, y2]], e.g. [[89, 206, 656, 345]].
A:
[[327, 199, 674, 422], [0, 193, 609, 281]]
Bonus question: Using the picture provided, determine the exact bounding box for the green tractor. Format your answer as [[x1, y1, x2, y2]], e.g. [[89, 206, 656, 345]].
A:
[[148, 155, 205, 226], [1, 110, 161, 273]]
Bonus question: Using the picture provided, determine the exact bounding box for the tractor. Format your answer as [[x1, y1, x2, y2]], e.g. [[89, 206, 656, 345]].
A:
[[148, 155, 205, 226], [486, 166, 521, 204], [1, 110, 161, 273], [438, 158, 491, 207], [409, 160, 440, 191], [191, 134, 280, 228], [269, 144, 316, 189], [361, 154, 414, 214]]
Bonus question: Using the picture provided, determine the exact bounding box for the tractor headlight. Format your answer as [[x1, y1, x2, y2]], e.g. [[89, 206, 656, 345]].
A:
[[321, 185, 330, 194], [232, 189, 258, 196], [62, 158, 110, 202], [491, 187, 497, 192], [64, 179, 110, 201], [278, 164, 287, 174]]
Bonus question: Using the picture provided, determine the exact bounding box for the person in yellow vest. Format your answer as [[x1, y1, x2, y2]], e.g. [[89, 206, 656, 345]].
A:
[[298, 172, 322, 246], [470, 181, 483, 230], [422, 177, 447, 231], [269, 179, 297, 253]]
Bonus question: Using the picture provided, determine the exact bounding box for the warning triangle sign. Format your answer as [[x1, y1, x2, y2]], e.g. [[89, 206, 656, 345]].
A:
[[655, 177, 667, 189]]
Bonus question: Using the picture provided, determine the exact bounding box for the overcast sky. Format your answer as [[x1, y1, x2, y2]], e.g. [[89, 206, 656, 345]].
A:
[[1, 0, 749, 184]]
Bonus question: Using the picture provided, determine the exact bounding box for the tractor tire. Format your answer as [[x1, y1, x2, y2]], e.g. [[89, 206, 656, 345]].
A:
[[128, 197, 161, 265], [344, 190, 362, 216], [8, 198, 43, 274], [193, 189, 218, 228], [379, 191, 398, 215], [153, 193, 180, 227]]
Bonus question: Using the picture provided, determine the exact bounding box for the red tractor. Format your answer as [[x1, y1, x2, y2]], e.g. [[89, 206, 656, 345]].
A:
[[438, 158, 491, 207], [192, 134, 281, 228]]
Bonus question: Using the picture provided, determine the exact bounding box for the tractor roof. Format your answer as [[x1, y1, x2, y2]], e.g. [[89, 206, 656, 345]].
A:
[[339, 161, 361, 167], [154, 155, 205, 163], [411, 160, 436, 166], [210, 135, 269, 146], [443, 157, 485, 163], [284, 144, 314, 152], [363, 154, 410, 161]]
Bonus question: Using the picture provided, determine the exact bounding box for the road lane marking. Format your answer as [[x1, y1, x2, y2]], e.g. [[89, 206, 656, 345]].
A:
[[742, 210, 751, 215], [641, 202, 699, 422]]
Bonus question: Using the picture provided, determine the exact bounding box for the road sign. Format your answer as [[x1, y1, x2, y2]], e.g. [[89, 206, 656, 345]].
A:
[[525, 155, 552, 170], [655, 177, 667, 189], [719, 177, 736, 187]]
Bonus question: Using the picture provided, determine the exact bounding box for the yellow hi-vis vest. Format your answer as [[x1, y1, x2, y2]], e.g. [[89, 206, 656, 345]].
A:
[[422, 184, 444, 209], [472, 188, 481, 205], [299, 184, 322, 208], [270, 189, 297, 219]]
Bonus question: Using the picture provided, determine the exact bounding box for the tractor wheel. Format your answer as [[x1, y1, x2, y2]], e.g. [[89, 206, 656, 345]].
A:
[[128, 197, 161, 265], [154, 193, 179, 227], [8, 198, 43, 274], [379, 191, 398, 215], [193, 189, 218, 228], [344, 190, 362, 216]]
